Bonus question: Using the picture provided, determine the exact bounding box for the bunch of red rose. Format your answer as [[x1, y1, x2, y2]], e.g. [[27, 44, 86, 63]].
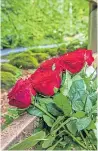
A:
[[8, 49, 94, 109]]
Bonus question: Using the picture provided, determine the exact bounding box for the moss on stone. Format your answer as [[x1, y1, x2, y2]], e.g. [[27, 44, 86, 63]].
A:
[[1, 63, 22, 77], [1, 71, 16, 89], [31, 53, 49, 62], [9, 53, 39, 69], [29, 48, 58, 56]]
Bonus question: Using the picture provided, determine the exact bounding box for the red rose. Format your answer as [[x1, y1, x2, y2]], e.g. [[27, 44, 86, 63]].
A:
[[29, 69, 61, 96], [59, 49, 94, 73], [40, 57, 63, 72], [8, 79, 36, 109]]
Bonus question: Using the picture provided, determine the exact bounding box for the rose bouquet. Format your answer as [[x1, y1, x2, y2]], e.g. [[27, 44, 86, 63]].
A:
[[8, 49, 97, 150]]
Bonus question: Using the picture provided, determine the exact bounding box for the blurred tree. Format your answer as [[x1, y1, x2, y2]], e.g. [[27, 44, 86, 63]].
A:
[[1, 0, 89, 48]]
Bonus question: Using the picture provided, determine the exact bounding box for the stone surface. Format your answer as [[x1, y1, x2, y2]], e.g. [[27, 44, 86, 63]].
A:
[[1, 113, 38, 150]]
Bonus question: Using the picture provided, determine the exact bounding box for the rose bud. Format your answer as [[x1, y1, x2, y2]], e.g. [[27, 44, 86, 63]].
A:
[[59, 49, 94, 74], [29, 69, 61, 96], [8, 78, 36, 109]]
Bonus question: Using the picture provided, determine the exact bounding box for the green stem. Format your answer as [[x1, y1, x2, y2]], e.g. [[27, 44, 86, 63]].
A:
[[56, 130, 65, 137], [84, 130, 96, 150], [53, 120, 87, 150], [64, 129, 87, 150], [32, 102, 90, 150], [34, 102, 56, 120], [47, 138, 63, 150], [53, 119, 70, 133], [80, 131, 88, 148]]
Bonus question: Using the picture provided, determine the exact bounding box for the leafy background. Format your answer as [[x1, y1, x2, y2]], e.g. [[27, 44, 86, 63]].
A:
[[1, 0, 89, 48]]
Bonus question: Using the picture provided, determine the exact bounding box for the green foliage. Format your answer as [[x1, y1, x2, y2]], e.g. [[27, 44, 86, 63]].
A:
[[1, 63, 22, 77], [9, 131, 46, 150], [85, 97, 92, 113], [42, 135, 55, 149], [27, 106, 44, 117], [46, 103, 63, 117], [1, 108, 25, 130], [76, 117, 91, 132], [1, 0, 89, 48], [66, 119, 77, 135], [53, 93, 72, 116], [43, 115, 54, 127], [9, 53, 39, 69], [72, 111, 85, 118], [1, 71, 16, 89], [31, 53, 49, 62]]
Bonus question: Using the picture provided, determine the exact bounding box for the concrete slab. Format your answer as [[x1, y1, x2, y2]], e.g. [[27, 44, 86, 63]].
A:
[[1, 113, 38, 150]]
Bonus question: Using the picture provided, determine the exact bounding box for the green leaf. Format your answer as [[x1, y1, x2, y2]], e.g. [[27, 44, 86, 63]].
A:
[[69, 78, 86, 101], [47, 138, 62, 150], [61, 71, 72, 96], [72, 75, 82, 81], [72, 99, 84, 111], [66, 119, 77, 135], [39, 98, 53, 104], [53, 93, 72, 116], [61, 73, 66, 86], [9, 131, 46, 150], [4, 114, 13, 123], [8, 108, 19, 118], [46, 103, 63, 116], [91, 104, 97, 114], [42, 135, 55, 149], [87, 120, 96, 130], [40, 102, 48, 111], [76, 117, 91, 131], [89, 92, 97, 106], [85, 97, 92, 113], [72, 111, 85, 118], [43, 115, 54, 127], [27, 106, 44, 117]]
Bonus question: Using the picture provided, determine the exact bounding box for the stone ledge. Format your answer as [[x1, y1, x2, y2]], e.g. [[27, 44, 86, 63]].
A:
[[1, 113, 38, 150]]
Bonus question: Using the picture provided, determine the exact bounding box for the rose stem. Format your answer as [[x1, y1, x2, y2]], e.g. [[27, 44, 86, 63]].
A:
[[84, 130, 96, 150], [47, 138, 63, 150], [33, 101, 88, 150], [34, 102, 56, 120], [53, 120, 87, 150], [80, 131, 88, 148], [64, 129, 87, 150]]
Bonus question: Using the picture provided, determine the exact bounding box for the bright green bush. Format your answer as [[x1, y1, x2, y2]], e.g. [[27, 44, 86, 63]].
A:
[[66, 40, 88, 52], [29, 48, 58, 56], [31, 53, 49, 62], [30, 48, 46, 53], [9, 53, 39, 69], [1, 63, 22, 77], [46, 48, 58, 57], [1, 71, 16, 89]]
